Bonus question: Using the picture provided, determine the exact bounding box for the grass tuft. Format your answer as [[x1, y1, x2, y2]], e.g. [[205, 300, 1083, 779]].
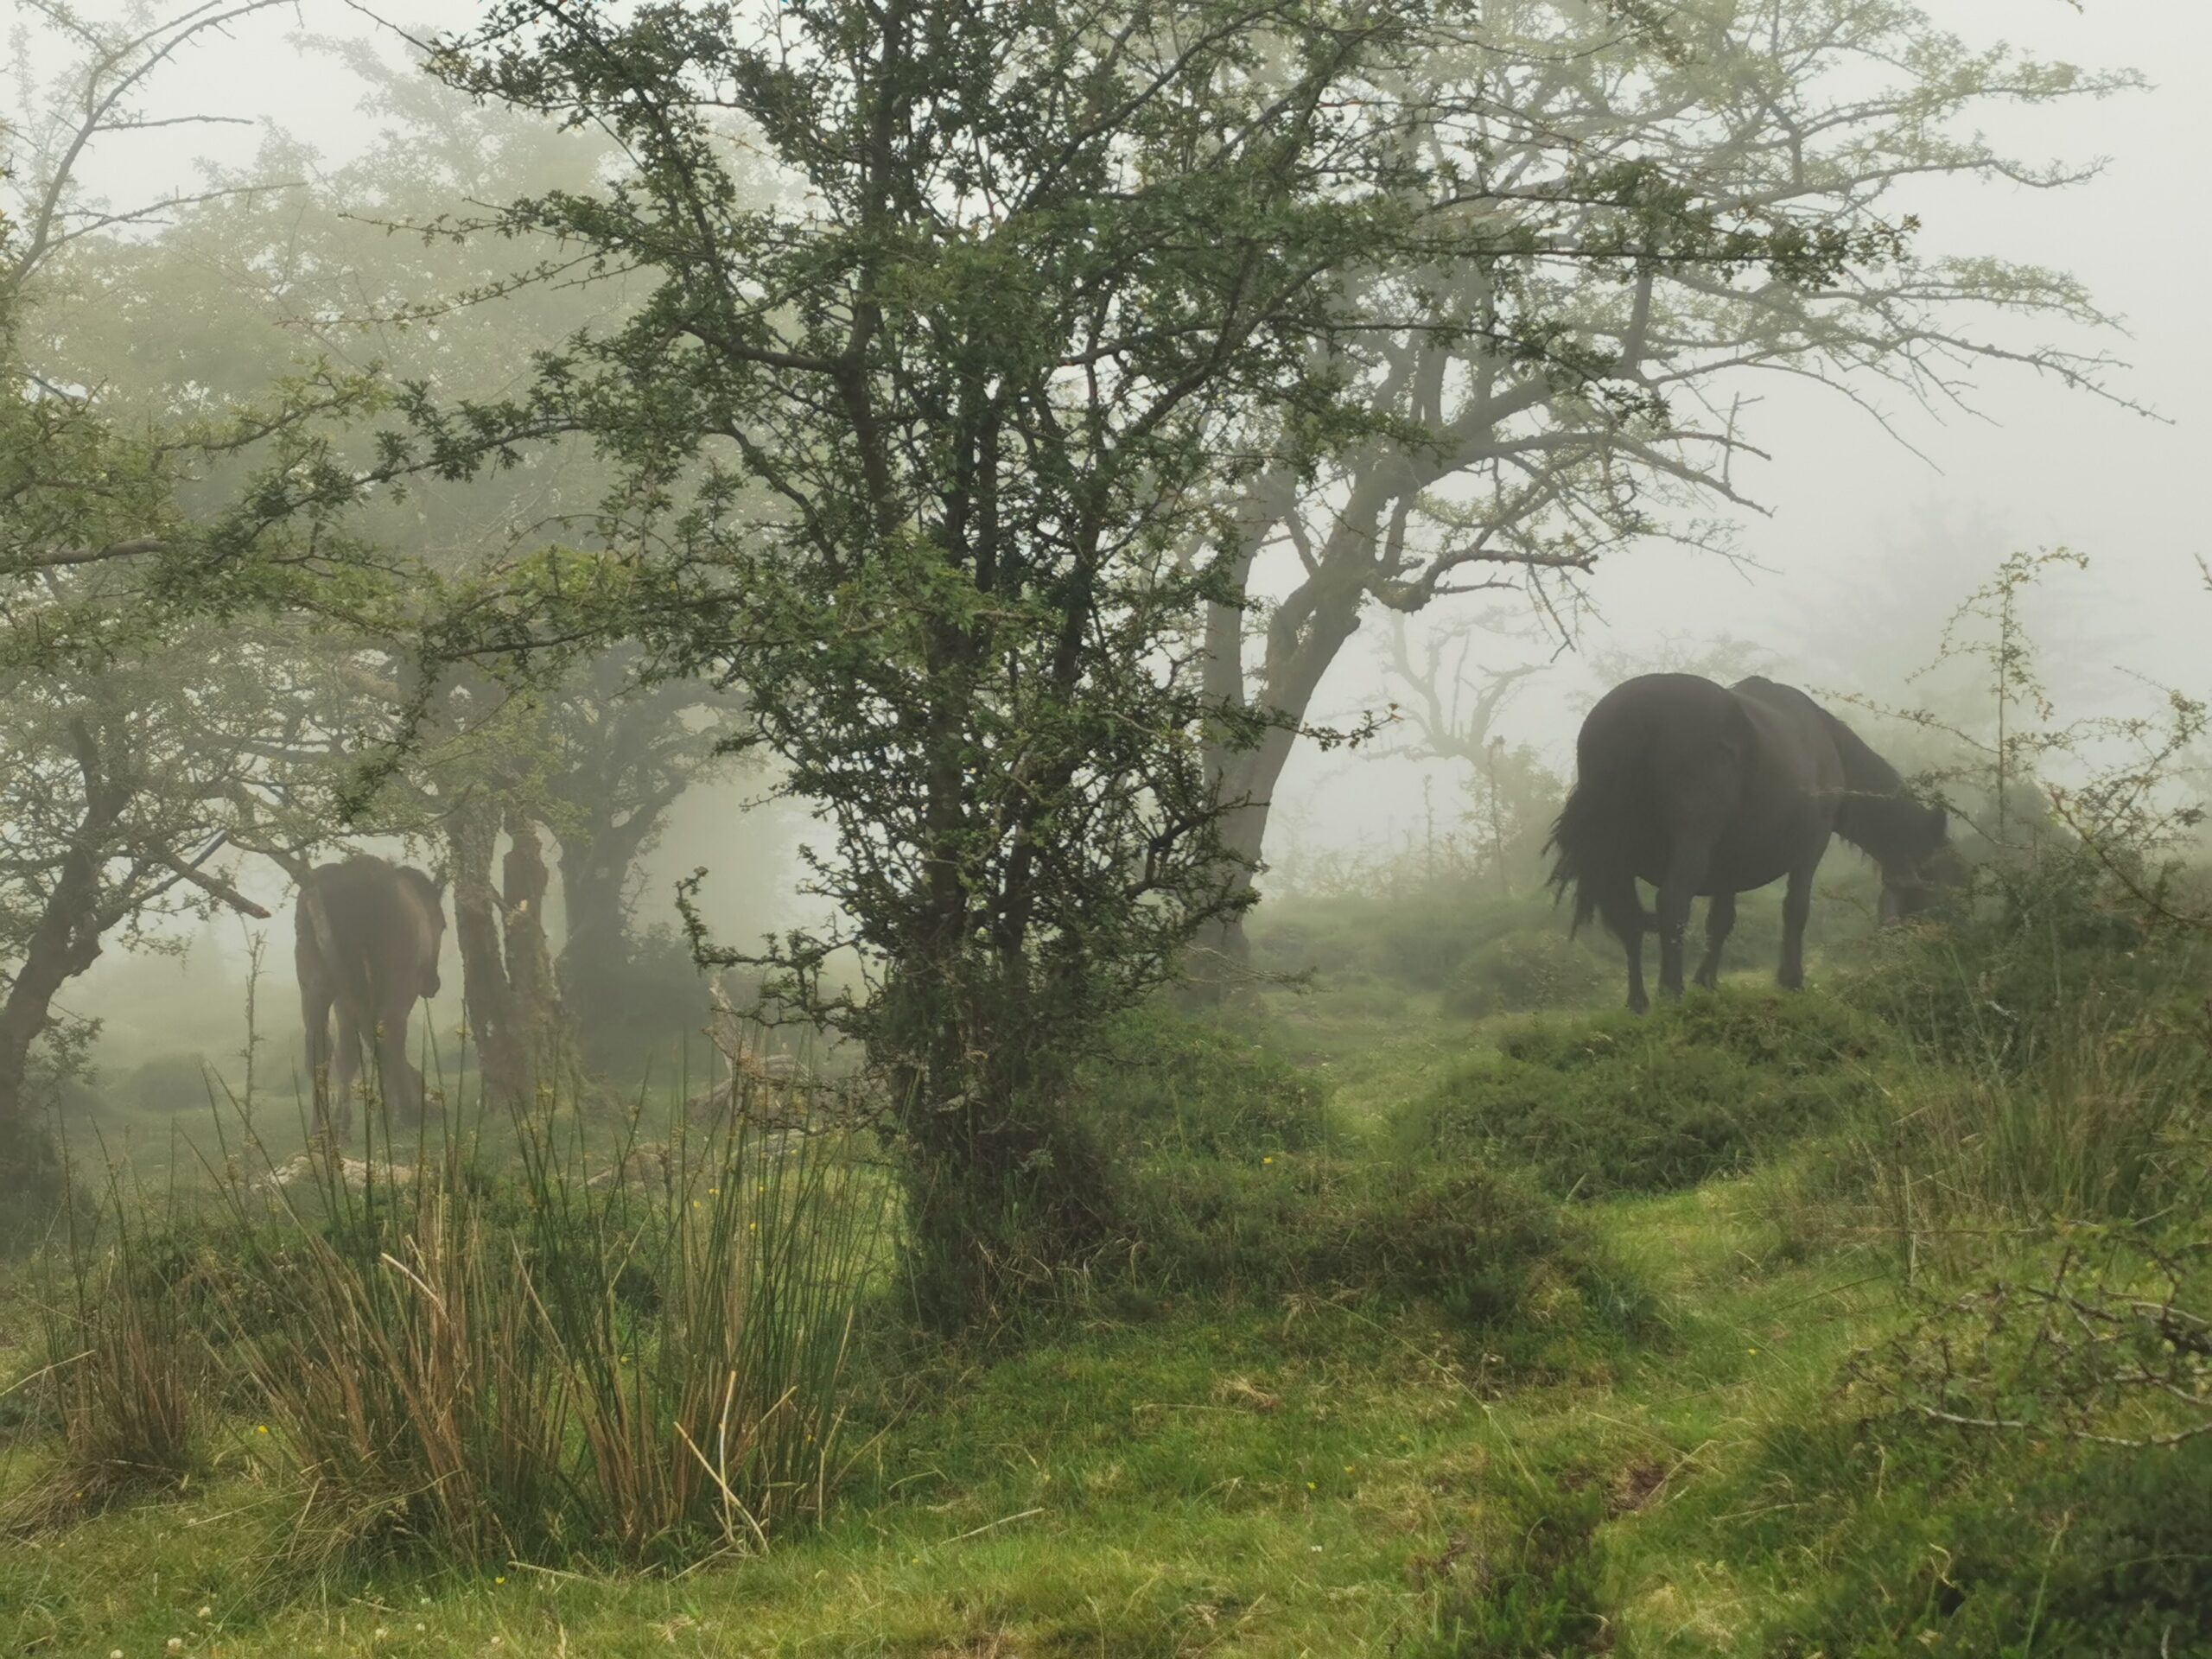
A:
[[1403, 987, 1896, 1200]]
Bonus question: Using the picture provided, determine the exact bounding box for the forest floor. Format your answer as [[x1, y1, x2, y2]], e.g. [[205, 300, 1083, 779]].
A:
[[3, 962, 2205, 1658]]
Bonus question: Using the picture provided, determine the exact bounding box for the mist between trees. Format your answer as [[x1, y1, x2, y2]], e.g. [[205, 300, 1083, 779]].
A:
[[0, 0, 2160, 1317]]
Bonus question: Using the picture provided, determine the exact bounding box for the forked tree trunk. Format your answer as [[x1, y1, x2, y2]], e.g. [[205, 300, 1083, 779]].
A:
[[501, 810, 585, 1102], [1185, 573, 1365, 1002], [447, 798, 530, 1103]]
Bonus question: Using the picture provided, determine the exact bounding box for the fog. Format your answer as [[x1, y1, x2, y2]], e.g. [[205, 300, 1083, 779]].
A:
[[1281, 0, 2212, 867], [20, 0, 2212, 1076]]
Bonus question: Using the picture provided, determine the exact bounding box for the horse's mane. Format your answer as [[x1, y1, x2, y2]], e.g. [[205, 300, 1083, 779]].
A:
[[396, 864, 443, 913], [1810, 702, 1932, 866], [1811, 703, 1904, 796]]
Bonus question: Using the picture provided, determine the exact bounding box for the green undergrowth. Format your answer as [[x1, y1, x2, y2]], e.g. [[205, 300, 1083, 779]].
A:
[[1072, 1009, 1660, 1376], [1402, 987, 1901, 1201], [6, 919, 2210, 1656]]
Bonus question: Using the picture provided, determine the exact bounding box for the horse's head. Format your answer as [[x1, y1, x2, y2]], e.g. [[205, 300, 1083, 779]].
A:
[[1878, 803, 1967, 925], [402, 867, 448, 997]]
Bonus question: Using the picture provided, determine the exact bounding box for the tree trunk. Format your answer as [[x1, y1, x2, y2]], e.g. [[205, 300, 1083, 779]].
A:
[[1184, 573, 1367, 1001], [502, 810, 584, 1103], [555, 843, 628, 1010], [447, 798, 529, 1103], [0, 826, 111, 1230], [876, 964, 1114, 1330], [551, 808, 657, 1055], [0, 982, 70, 1237]]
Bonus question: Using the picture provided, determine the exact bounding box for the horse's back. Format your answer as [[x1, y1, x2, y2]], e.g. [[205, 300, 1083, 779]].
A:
[[1579, 673, 1752, 798], [1726, 677, 1848, 796], [302, 857, 437, 1006]]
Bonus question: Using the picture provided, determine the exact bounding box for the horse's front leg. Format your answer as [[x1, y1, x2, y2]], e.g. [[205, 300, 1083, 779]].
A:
[[1694, 890, 1737, 990], [1777, 861, 1818, 991], [1655, 842, 1712, 1002], [1624, 920, 1649, 1015]]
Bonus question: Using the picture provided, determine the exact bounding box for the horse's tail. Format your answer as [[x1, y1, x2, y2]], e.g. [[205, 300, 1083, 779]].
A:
[[1545, 753, 1650, 948]]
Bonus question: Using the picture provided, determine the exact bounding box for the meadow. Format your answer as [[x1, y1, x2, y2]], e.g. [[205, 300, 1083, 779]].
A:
[[3, 874, 2209, 1659]]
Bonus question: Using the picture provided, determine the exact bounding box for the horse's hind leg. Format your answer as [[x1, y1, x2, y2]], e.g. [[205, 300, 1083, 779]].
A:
[[1777, 861, 1818, 991], [1694, 891, 1736, 990], [1624, 923, 1649, 1015], [331, 1007, 362, 1141], [1655, 842, 1713, 1003], [301, 972, 336, 1136], [375, 1000, 427, 1125]]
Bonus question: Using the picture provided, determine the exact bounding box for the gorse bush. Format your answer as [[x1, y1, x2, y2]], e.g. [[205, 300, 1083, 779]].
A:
[[1119, 1151, 1652, 1364], [1404, 988, 1897, 1200], [1071, 1009, 1651, 1365], [119, 1054, 217, 1117]]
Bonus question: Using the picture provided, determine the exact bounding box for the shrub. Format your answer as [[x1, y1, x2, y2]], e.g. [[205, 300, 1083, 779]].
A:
[[1441, 927, 1609, 1020], [1837, 852, 2208, 1073], [1753, 1421, 2212, 1656], [1824, 860, 2210, 1247], [1860, 1016, 2208, 1255], [1078, 1008, 1331, 1160], [119, 1054, 216, 1116], [1404, 988, 1898, 1199], [1116, 1147, 1653, 1363], [1844, 1222, 2212, 1454], [1249, 887, 1563, 993]]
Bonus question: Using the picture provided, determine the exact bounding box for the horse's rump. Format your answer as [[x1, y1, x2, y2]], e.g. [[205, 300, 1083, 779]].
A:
[[1544, 675, 1748, 944]]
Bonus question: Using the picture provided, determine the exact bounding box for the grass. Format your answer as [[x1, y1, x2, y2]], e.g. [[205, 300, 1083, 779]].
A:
[[5, 1188, 2206, 1655], [1401, 988, 1900, 1202], [5, 918, 2209, 1656], [4, 1077, 887, 1584]]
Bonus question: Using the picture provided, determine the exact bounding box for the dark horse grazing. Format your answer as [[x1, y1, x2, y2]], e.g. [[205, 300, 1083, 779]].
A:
[[296, 855, 447, 1135], [1547, 674, 1962, 1013]]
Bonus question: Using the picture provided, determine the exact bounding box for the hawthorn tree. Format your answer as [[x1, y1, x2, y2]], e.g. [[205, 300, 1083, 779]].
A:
[[1189, 0, 2143, 977], [1376, 613, 1556, 898], [0, 3, 383, 1214], [381, 0, 1941, 1318]]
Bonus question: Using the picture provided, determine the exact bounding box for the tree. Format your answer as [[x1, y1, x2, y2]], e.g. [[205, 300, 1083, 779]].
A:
[[32, 36, 752, 1089], [540, 645, 737, 1050], [401, 0, 1702, 1318], [1377, 612, 1557, 898], [391, 0, 1982, 1317], [0, 4, 391, 1215], [1190, 0, 2142, 978]]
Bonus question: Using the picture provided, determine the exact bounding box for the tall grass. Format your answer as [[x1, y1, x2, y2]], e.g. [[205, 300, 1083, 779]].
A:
[[1856, 996, 2209, 1261], [11, 1167, 200, 1525], [19, 1072, 885, 1571]]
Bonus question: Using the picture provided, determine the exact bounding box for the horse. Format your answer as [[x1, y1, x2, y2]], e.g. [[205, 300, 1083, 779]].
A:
[[1545, 673, 1963, 1014], [296, 855, 447, 1135]]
